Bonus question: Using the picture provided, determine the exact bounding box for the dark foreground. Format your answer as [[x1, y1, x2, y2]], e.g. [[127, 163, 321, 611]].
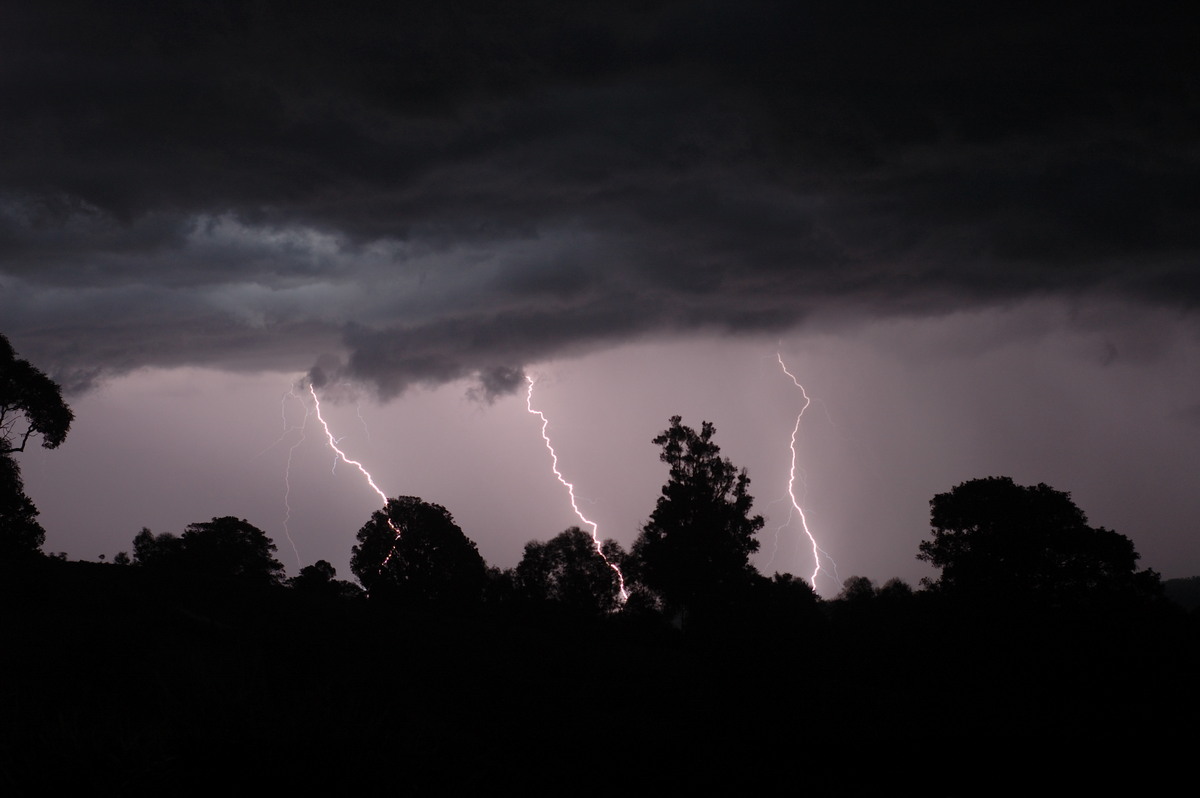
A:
[[3, 560, 1196, 794]]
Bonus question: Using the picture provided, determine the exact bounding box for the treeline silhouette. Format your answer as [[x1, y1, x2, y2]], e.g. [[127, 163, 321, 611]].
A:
[[4, 458, 1197, 792], [2, 337, 1198, 792]]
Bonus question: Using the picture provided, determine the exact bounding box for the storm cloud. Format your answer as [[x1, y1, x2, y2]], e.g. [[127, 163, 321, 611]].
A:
[[3, 1, 1198, 396]]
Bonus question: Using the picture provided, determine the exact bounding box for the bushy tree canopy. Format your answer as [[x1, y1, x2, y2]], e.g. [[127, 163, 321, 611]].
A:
[[0, 333, 73, 560], [918, 476, 1158, 606], [631, 416, 764, 618], [0, 333, 73, 455], [0, 453, 45, 559], [133, 517, 284, 587], [288, 559, 363, 600], [515, 527, 626, 616], [180, 517, 285, 586], [351, 496, 487, 607], [132, 527, 183, 567]]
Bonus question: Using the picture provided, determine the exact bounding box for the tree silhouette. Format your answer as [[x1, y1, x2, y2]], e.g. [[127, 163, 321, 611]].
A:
[[837, 575, 877, 603], [0, 334, 73, 455], [631, 416, 764, 621], [515, 527, 626, 616], [131, 518, 284, 587], [180, 517, 285, 586], [351, 496, 487, 607], [918, 476, 1159, 606], [0, 333, 73, 560], [877, 577, 914, 602], [289, 559, 363, 600], [0, 452, 47, 559], [132, 526, 183, 568], [293, 558, 337, 586]]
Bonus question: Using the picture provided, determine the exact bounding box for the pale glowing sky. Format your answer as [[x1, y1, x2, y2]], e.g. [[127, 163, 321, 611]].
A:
[[5, 3, 1200, 593], [21, 302, 1200, 594]]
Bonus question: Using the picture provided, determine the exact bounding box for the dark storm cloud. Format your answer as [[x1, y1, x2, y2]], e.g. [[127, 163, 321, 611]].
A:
[[470, 366, 528, 405], [3, 1, 1198, 396]]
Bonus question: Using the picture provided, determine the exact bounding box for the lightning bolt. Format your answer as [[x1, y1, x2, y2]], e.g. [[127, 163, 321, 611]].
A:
[[776, 353, 839, 593], [355, 400, 372, 444], [280, 387, 308, 568], [526, 376, 629, 603], [308, 383, 404, 569], [253, 387, 308, 567]]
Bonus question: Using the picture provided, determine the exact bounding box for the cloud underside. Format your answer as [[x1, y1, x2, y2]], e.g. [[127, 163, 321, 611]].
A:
[[2, 2, 1198, 396]]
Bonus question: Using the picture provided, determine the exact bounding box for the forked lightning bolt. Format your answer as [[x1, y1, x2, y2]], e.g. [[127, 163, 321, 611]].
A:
[[777, 353, 839, 593], [308, 383, 404, 567], [526, 376, 629, 603]]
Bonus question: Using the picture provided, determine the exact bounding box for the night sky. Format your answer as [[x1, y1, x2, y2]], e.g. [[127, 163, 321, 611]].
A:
[[4, 2, 1199, 594]]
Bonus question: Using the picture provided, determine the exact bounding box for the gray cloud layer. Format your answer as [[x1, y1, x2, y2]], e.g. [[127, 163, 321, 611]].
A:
[[3, 1, 1198, 396]]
